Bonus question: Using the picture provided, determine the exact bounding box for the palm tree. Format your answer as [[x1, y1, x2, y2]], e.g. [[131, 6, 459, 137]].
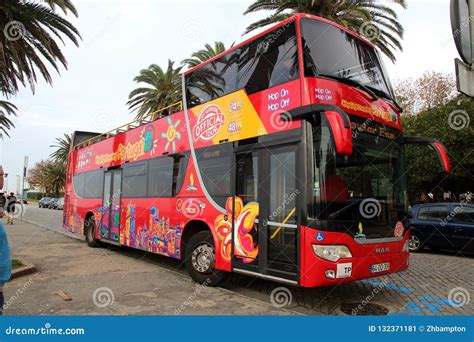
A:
[[182, 41, 227, 68], [45, 161, 66, 196], [127, 60, 183, 120], [0, 100, 16, 138], [50, 133, 72, 166], [0, 0, 81, 95], [243, 0, 406, 62]]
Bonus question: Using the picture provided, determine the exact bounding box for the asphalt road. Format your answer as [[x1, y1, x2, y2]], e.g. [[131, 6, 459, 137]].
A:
[[7, 204, 474, 316]]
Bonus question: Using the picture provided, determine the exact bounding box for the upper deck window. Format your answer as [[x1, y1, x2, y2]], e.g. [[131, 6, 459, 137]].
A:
[[301, 19, 393, 97], [186, 21, 299, 106]]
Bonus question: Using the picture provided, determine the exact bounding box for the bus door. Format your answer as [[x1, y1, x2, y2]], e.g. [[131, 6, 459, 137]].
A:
[[100, 169, 122, 242], [233, 143, 299, 284]]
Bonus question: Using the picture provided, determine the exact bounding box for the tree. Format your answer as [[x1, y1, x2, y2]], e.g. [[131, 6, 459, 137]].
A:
[[243, 0, 406, 62], [45, 161, 66, 196], [182, 41, 227, 68], [0, 100, 16, 138], [27, 160, 53, 193], [0, 0, 81, 95], [50, 133, 72, 166], [394, 71, 457, 115], [127, 60, 183, 120], [403, 96, 474, 203]]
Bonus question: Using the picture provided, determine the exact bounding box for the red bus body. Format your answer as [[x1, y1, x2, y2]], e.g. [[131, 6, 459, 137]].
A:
[[64, 14, 449, 287]]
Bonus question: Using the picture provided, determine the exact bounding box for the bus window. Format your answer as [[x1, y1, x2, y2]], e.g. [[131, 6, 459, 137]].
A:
[[148, 152, 190, 198], [123, 162, 147, 198], [73, 173, 85, 198], [186, 51, 239, 107], [84, 169, 104, 198], [196, 144, 232, 207], [237, 21, 298, 95]]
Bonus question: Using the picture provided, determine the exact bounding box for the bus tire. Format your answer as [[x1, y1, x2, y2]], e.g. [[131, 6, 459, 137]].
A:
[[185, 231, 227, 286], [85, 216, 102, 248]]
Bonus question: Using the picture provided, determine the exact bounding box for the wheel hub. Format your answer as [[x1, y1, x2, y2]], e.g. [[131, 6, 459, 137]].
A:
[[191, 243, 215, 274], [408, 235, 420, 250]]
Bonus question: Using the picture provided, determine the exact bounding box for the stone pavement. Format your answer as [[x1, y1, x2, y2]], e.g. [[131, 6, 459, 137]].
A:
[[5, 204, 473, 316]]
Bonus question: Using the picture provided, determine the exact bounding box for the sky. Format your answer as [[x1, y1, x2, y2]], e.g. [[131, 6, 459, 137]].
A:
[[0, 0, 460, 193]]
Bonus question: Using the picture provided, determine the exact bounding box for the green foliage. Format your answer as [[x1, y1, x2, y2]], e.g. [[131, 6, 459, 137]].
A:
[[182, 41, 227, 68], [0, 0, 80, 95], [0, 100, 17, 138], [0, 0, 80, 136], [27, 192, 62, 200], [49, 133, 72, 166], [243, 0, 406, 62], [127, 60, 183, 120], [403, 96, 474, 202]]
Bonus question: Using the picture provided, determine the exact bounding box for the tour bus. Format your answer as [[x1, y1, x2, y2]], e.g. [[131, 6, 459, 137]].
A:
[[64, 13, 451, 287]]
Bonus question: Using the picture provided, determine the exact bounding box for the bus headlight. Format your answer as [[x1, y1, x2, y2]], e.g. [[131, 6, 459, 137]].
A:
[[312, 245, 352, 262]]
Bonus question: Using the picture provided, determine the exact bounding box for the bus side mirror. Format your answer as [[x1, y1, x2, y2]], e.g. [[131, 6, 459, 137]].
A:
[[403, 137, 451, 173], [324, 111, 353, 156], [282, 104, 353, 155]]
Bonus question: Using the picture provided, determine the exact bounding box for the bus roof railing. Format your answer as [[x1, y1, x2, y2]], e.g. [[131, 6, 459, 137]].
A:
[[73, 101, 183, 150]]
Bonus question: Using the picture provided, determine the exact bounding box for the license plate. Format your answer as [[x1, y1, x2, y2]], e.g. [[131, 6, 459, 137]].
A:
[[370, 262, 390, 273], [336, 263, 352, 278]]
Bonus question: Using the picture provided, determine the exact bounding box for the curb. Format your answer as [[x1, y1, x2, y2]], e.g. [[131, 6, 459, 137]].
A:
[[11, 263, 37, 280]]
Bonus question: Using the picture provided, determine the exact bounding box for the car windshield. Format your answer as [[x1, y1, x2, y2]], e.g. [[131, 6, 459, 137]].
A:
[[312, 116, 408, 239], [301, 18, 394, 98]]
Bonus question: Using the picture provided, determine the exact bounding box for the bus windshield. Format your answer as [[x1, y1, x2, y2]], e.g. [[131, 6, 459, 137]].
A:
[[312, 117, 408, 239], [301, 18, 394, 99]]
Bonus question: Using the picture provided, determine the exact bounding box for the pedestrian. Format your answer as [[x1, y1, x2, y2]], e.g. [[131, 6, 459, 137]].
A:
[[6, 192, 16, 225], [0, 166, 12, 315]]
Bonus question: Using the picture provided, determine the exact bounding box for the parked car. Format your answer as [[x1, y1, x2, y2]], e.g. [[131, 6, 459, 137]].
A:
[[408, 203, 474, 253], [39, 197, 52, 208], [48, 198, 59, 209], [16, 196, 27, 204], [54, 198, 64, 210]]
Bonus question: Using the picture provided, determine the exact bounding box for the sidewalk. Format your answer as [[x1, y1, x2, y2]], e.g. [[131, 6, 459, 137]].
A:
[[2, 220, 295, 315]]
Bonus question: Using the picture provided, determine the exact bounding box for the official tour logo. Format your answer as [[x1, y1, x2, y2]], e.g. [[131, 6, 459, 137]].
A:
[[193, 105, 225, 142]]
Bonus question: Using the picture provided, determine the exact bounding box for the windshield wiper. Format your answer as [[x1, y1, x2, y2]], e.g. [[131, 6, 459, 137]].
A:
[[318, 74, 378, 102], [365, 85, 404, 113]]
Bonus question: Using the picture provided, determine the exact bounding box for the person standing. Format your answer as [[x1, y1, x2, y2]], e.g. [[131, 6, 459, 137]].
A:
[[6, 192, 16, 225], [0, 166, 12, 315]]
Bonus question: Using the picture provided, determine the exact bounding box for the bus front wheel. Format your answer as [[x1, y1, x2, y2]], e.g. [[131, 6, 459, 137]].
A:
[[85, 216, 102, 248], [185, 231, 227, 286]]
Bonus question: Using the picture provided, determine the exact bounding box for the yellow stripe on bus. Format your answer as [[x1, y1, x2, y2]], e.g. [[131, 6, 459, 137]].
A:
[[270, 207, 296, 240]]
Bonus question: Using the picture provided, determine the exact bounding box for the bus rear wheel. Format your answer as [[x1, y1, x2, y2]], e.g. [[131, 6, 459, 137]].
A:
[[185, 231, 227, 286], [85, 216, 102, 248]]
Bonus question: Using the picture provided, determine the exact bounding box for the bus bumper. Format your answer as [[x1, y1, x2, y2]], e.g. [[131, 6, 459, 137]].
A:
[[300, 226, 410, 288]]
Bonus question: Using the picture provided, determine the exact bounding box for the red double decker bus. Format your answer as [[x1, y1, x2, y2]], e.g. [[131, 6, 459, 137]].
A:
[[64, 14, 450, 287]]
